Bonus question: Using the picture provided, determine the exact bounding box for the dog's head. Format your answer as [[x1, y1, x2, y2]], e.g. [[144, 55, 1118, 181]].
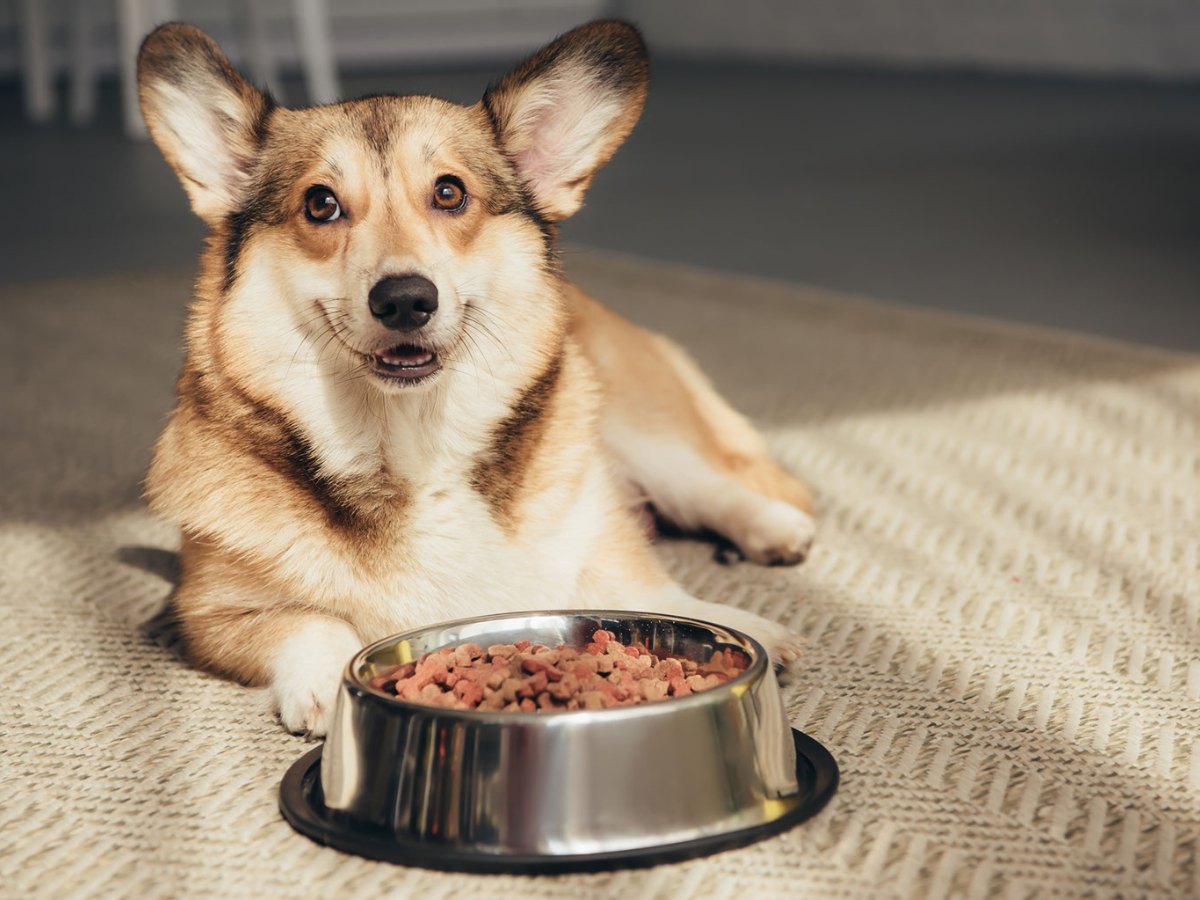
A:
[[138, 21, 647, 394]]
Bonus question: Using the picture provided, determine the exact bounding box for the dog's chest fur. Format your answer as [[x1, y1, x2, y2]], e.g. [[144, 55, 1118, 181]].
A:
[[351, 459, 608, 639], [151, 337, 609, 640], [313, 380, 605, 631]]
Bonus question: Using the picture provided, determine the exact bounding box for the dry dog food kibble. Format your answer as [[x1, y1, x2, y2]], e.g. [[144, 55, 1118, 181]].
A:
[[366, 631, 749, 711]]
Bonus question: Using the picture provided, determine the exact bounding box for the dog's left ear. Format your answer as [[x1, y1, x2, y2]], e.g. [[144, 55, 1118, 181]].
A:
[[482, 20, 648, 221]]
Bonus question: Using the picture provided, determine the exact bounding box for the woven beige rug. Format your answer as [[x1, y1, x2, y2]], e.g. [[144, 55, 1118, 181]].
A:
[[2, 249, 1199, 899]]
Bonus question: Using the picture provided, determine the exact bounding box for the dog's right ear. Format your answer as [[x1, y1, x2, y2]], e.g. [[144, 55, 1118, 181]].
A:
[[138, 24, 273, 225]]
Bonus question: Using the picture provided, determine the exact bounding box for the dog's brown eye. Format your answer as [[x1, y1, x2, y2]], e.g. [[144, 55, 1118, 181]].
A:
[[432, 177, 466, 212], [305, 186, 341, 223]]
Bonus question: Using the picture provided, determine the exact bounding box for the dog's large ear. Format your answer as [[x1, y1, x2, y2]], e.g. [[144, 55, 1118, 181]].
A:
[[138, 24, 273, 225], [482, 21, 648, 221]]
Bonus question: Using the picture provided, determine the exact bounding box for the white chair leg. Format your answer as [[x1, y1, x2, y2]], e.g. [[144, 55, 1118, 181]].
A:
[[291, 0, 339, 106], [69, 0, 97, 125], [239, 0, 286, 102], [116, 0, 177, 139], [18, 0, 55, 123], [116, 0, 149, 138]]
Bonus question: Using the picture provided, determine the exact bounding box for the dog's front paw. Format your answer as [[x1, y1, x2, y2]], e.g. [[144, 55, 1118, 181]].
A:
[[275, 680, 340, 738], [269, 619, 361, 738], [736, 500, 816, 566], [751, 618, 805, 670]]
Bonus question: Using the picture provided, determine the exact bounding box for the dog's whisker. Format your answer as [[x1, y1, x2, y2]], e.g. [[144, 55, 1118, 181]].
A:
[[462, 307, 514, 367], [462, 321, 502, 387], [456, 322, 498, 399], [282, 305, 345, 381], [313, 323, 350, 371], [464, 312, 508, 356]]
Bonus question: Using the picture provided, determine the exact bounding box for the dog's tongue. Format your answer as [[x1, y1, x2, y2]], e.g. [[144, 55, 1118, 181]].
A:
[[380, 344, 434, 367]]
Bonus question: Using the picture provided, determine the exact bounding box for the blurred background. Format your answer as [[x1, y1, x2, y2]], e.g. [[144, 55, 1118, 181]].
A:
[[3, 0, 1199, 349]]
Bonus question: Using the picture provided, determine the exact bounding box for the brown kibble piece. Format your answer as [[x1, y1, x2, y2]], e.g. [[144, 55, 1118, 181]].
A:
[[367, 662, 415, 690], [516, 671, 549, 698], [454, 679, 484, 707], [522, 656, 564, 681], [420, 683, 442, 702], [546, 673, 580, 701], [579, 691, 608, 710], [454, 644, 482, 668], [498, 677, 521, 703]]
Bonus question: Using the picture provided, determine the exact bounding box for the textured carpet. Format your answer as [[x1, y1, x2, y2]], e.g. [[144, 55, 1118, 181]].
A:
[[2, 249, 1199, 899]]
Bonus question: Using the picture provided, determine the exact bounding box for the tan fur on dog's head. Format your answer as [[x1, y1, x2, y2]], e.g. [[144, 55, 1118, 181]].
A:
[[138, 22, 647, 407]]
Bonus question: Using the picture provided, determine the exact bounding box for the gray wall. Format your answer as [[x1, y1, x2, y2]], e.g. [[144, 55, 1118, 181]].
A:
[[621, 0, 1200, 79]]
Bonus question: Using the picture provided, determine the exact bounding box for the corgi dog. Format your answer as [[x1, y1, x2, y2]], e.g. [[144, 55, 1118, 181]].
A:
[[138, 20, 816, 737]]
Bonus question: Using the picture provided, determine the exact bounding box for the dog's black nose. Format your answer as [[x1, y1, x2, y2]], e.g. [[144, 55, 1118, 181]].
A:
[[368, 275, 439, 330]]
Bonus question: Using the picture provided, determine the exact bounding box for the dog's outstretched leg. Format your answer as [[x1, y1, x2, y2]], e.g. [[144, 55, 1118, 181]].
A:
[[571, 287, 816, 564], [573, 510, 804, 667]]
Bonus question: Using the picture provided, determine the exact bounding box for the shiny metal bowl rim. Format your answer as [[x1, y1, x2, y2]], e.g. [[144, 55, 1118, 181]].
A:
[[342, 609, 769, 723]]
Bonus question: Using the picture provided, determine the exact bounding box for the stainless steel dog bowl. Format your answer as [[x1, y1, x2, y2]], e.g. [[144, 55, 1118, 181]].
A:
[[279, 611, 837, 872]]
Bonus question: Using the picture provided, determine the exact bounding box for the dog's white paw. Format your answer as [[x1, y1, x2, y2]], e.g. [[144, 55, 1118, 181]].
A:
[[735, 500, 816, 566], [750, 619, 805, 670], [275, 680, 340, 738], [269, 619, 361, 738]]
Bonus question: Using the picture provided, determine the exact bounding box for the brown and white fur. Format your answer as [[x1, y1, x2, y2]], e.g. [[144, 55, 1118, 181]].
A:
[[138, 21, 816, 737]]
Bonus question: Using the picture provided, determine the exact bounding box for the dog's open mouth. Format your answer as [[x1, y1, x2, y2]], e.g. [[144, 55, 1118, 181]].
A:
[[367, 344, 441, 383]]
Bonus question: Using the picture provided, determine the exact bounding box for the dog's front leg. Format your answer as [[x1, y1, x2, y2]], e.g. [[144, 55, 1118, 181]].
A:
[[173, 537, 361, 738], [179, 600, 359, 737], [183, 602, 360, 738]]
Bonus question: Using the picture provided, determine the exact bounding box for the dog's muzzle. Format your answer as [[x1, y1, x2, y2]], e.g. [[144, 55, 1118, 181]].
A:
[[365, 275, 442, 383]]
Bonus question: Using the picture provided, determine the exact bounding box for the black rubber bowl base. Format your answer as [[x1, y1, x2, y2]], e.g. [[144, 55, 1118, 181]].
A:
[[279, 729, 838, 874]]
